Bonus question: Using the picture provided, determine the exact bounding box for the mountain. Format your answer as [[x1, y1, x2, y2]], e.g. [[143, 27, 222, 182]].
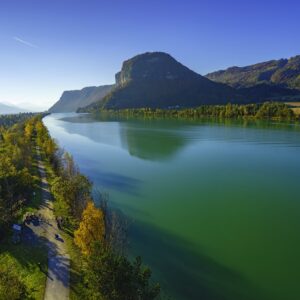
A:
[[80, 52, 249, 112], [206, 55, 300, 90], [49, 85, 114, 113], [0, 102, 27, 115]]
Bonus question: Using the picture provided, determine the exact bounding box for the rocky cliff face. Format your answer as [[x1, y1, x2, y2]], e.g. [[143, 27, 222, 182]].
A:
[[114, 52, 201, 85], [82, 52, 246, 111], [49, 84, 114, 112]]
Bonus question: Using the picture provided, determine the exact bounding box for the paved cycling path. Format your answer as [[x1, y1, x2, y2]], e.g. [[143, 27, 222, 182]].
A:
[[36, 150, 70, 300]]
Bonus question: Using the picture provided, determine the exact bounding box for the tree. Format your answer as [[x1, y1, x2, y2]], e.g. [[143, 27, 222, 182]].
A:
[[0, 156, 33, 224], [51, 173, 91, 219], [84, 242, 160, 300], [62, 152, 78, 179], [24, 121, 34, 140], [74, 201, 105, 255], [44, 138, 57, 161], [0, 115, 42, 230], [96, 191, 128, 254]]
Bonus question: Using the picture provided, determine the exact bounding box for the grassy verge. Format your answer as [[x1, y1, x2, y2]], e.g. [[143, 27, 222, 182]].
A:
[[286, 102, 300, 116], [62, 230, 86, 300], [292, 107, 300, 115]]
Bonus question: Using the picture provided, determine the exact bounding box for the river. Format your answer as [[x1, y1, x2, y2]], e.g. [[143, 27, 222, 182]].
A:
[[43, 113, 300, 300]]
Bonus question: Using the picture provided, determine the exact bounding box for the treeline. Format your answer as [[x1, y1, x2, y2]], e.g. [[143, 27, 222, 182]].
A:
[[98, 102, 298, 121], [0, 113, 39, 128], [39, 121, 161, 299]]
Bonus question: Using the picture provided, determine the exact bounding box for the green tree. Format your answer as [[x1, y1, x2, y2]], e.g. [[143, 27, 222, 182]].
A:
[[84, 242, 160, 300]]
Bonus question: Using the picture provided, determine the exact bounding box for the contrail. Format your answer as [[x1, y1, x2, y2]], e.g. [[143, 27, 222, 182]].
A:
[[13, 36, 38, 48]]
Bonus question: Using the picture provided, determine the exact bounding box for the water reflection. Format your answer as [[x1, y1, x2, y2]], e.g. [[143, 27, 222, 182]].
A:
[[60, 114, 192, 161], [59, 114, 300, 162], [60, 114, 123, 148], [119, 122, 188, 161]]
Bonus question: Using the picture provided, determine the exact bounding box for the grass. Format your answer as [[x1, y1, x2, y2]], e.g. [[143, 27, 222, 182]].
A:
[[285, 102, 300, 116], [285, 102, 300, 107], [60, 230, 86, 300], [0, 239, 47, 299], [292, 107, 300, 115]]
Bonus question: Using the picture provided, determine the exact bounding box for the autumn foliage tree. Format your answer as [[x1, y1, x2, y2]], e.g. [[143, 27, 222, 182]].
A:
[[0, 115, 37, 229], [74, 201, 105, 255]]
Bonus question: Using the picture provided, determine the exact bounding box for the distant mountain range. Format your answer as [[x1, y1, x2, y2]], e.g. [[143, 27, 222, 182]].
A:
[[206, 55, 300, 89], [49, 52, 300, 113], [0, 102, 27, 115], [49, 85, 114, 112]]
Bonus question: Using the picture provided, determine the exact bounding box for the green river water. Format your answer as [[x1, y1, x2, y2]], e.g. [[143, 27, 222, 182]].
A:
[[43, 113, 300, 300]]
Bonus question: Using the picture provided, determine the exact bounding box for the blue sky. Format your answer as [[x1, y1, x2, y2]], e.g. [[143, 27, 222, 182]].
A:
[[0, 0, 299, 110]]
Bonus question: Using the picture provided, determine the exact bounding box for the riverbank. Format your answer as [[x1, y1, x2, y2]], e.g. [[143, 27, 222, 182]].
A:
[[40, 116, 161, 299], [91, 102, 300, 122], [40, 146, 85, 300], [36, 148, 70, 300]]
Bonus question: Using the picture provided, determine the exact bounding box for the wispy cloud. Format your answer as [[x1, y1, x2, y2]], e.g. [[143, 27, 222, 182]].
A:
[[13, 36, 38, 48]]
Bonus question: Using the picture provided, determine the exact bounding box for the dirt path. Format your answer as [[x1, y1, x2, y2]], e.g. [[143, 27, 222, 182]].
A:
[[35, 150, 70, 300]]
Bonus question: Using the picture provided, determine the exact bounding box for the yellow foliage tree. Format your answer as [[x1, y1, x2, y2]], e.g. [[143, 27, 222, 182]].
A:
[[24, 122, 34, 140], [44, 139, 56, 158], [74, 201, 105, 255]]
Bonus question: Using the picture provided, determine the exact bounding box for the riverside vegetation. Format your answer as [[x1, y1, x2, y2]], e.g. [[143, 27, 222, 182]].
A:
[[0, 113, 160, 300], [93, 102, 299, 121], [0, 101, 297, 299], [0, 113, 50, 299], [0, 112, 37, 127]]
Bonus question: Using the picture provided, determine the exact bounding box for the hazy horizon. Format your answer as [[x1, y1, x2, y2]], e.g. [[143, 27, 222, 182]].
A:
[[1, 0, 299, 110]]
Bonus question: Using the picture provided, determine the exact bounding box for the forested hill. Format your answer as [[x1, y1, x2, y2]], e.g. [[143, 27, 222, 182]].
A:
[[0, 102, 27, 114], [49, 84, 114, 113], [206, 55, 300, 90], [79, 52, 249, 112], [79, 52, 300, 113]]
